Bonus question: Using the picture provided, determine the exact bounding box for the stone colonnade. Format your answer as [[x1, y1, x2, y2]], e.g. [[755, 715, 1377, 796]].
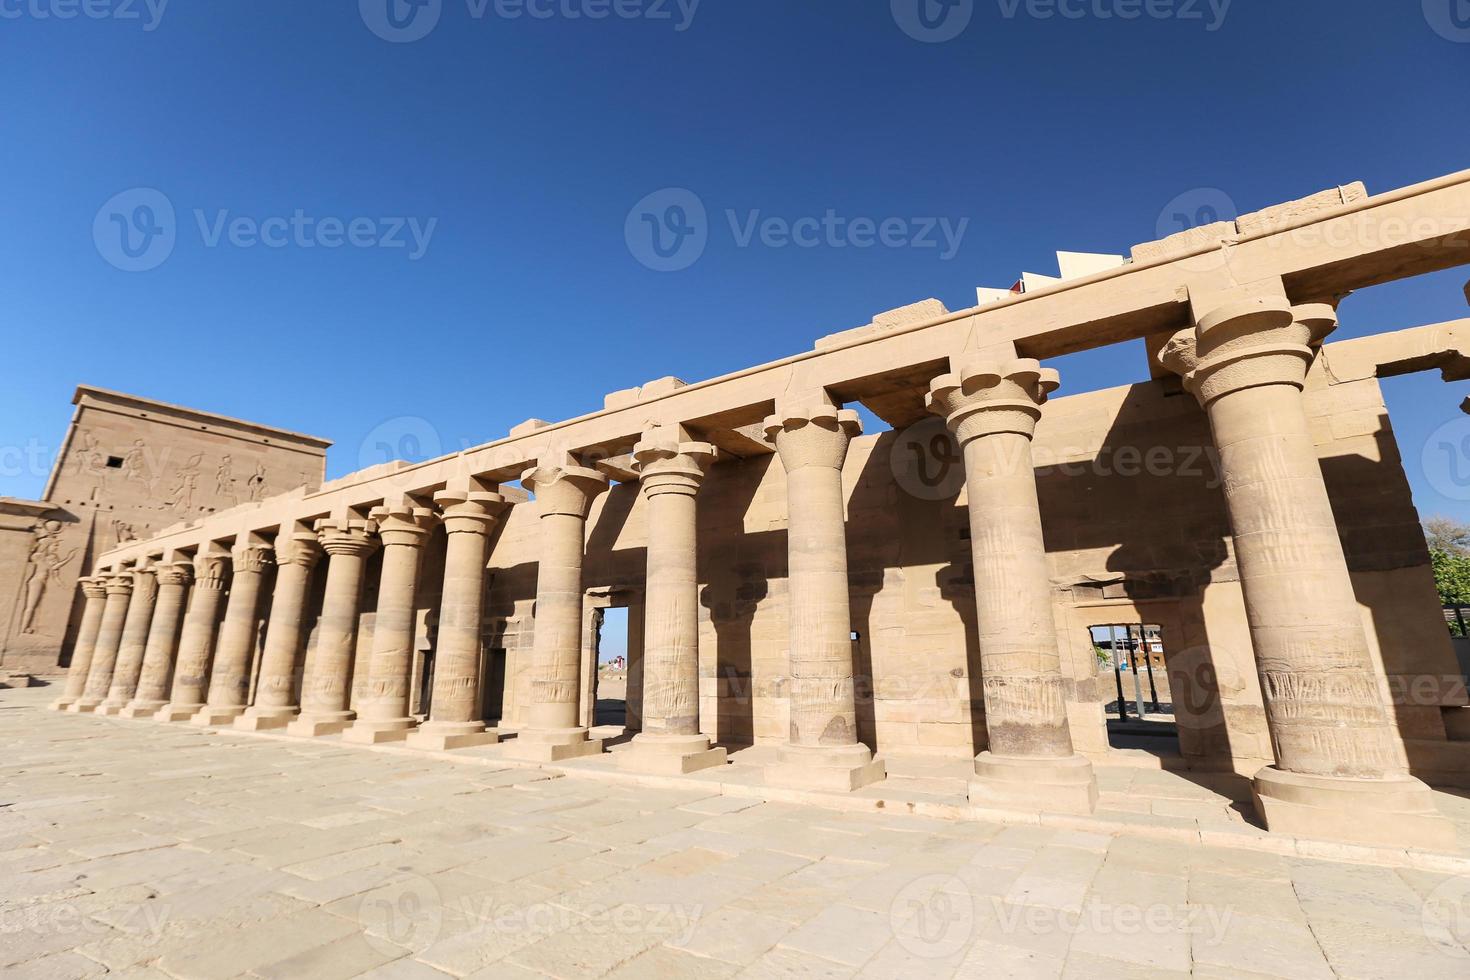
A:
[[48, 327, 1455, 845]]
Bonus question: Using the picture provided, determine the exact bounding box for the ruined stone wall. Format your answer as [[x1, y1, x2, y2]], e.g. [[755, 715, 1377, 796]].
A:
[[466, 371, 1457, 769]]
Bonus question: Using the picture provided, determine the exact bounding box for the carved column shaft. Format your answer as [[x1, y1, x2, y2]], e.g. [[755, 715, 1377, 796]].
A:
[[248, 536, 321, 718], [291, 520, 376, 735], [54, 577, 108, 708], [346, 505, 433, 741], [195, 545, 272, 723], [74, 575, 133, 711], [161, 555, 228, 719], [126, 563, 192, 714], [99, 569, 158, 713], [928, 357, 1096, 814]]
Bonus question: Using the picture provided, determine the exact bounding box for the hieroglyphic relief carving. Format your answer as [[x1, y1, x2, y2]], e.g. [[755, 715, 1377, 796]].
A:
[[18, 521, 76, 634], [247, 462, 269, 502], [161, 453, 203, 513], [215, 456, 237, 504]]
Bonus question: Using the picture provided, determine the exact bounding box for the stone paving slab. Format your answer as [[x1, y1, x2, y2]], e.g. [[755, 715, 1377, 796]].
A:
[[5, 685, 1470, 978]]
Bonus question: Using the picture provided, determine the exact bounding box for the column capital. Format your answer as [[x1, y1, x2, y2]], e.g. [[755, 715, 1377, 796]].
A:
[[79, 576, 108, 600], [926, 357, 1059, 444], [316, 518, 380, 557], [277, 532, 324, 569], [154, 561, 194, 588], [522, 464, 609, 519], [1157, 297, 1336, 406], [369, 504, 435, 547], [634, 430, 716, 498], [194, 553, 230, 592], [763, 397, 862, 472], [104, 574, 134, 598], [433, 488, 510, 536], [231, 545, 274, 575]]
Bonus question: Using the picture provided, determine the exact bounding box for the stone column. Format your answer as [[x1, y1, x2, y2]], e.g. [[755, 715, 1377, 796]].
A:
[[51, 577, 108, 710], [344, 504, 434, 744], [97, 568, 158, 716], [192, 545, 272, 726], [236, 534, 322, 731], [406, 488, 510, 751], [156, 554, 228, 721], [928, 356, 1098, 814], [763, 397, 885, 791], [71, 574, 133, 713], [121, 562, 192, 717], [288, 519, 378, 737], [1159, 294, 1453, 848], [503, 460, 609, 761], [619, 428, 727, 775]]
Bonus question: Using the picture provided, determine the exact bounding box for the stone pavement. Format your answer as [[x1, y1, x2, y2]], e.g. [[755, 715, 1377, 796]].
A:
[[5, 685, 1470, 980]]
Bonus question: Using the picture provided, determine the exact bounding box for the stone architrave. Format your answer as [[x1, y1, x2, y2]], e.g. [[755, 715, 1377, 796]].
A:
[[763, 395, 886, 792], [236, 533, 322, 731], [1158, 292, 1454, 849], [344, 504, 435, 744], [156, 553, 229, 722], [501, 459, 609, 762], [928, 355, 1098, 814], [191, 545, 272, 726], [121, 561, 192, 717], [50, 577, 108, 710], [97, 567, 158, 715], [70, 574, 133, 713], [288, 518, 378, 737], [406, 486, 512, 751], [618, 427, 727, 775]]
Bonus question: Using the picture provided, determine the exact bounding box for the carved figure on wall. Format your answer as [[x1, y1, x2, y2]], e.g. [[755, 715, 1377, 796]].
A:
[[112, 520, 139, 546], [246, 462, 268, 502], [18, 521, 76, 634], [215, 455, 237, 504], [162, 453, 203, 513], [121, 439, 150, 485], [70, 430, 103, 477]]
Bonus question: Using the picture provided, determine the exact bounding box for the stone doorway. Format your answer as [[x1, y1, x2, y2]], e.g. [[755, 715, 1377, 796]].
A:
[[1090, 623, 1179, 754]]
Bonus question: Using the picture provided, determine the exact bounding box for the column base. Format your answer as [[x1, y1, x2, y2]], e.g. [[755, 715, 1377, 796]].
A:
[[1252, 765, 1457, 850], [190, 705, 246, 727], [50, 698, 76, 711], [969, 752, 1099, 815], [154, 703, 204, 722], [405, 722, 499, 751], [234, 709, 295, 732], [501, 727, 605, 762], [68, 701, 100, 714], [285, 711, 355, 737], [618, 733, 727, 775], [342, 718, 417, 744], [118, 700, 166, 719], [766, 743, 886, 793], [95, 702, 127, 717]]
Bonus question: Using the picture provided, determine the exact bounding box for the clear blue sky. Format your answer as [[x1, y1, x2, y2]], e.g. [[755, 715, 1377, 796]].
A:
[[2, 1, 1468, 520]]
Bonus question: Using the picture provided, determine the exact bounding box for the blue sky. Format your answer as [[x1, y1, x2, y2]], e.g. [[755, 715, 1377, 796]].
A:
[[2, 1, 1468, 521]]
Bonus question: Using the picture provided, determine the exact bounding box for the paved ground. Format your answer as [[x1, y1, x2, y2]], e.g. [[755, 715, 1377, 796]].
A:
[[4, 685, 1470, 980]]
